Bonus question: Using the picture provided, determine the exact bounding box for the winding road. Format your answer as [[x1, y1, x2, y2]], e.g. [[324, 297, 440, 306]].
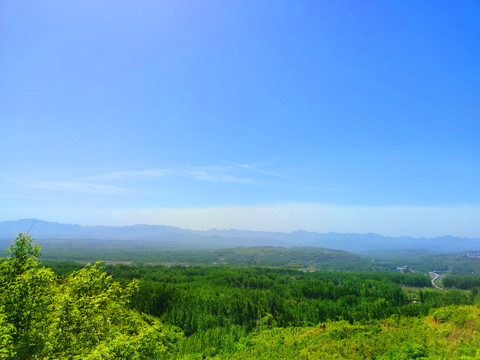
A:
[[429, 272, 447, 292]]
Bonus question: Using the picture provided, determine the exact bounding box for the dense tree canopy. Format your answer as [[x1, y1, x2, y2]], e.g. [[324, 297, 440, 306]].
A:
[[0, 234, 182, 359]]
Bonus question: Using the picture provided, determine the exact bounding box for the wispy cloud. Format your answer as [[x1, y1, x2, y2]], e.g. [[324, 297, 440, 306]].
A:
[[86, 163, 261, 183], [12, 162, 349, 201], [18, 181, 129, 195], [83, 162, 348, 190], [177, 166, 253, 183], [85, 169, 173, 180], [12, 163, 271, 197], [231, 162, 289, 178]]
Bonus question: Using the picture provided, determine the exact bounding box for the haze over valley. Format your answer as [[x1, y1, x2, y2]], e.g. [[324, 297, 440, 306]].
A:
[[1, 219, 479, 254]]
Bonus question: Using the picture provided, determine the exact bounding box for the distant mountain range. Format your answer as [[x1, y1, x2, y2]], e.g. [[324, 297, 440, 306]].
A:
[[0, 219, 479, 253]]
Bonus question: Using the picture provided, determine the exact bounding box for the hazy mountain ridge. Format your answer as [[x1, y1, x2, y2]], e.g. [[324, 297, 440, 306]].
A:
[[0, 219, 479, 253]]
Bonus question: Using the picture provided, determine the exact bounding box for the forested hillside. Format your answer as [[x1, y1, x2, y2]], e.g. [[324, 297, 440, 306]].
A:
[[2, 234, 480, 359], [212, 307, 480, 359], [33, 242, 396, 271]]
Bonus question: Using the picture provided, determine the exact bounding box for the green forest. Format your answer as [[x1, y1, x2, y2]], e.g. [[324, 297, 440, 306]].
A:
[[1, 234, 480, 359]]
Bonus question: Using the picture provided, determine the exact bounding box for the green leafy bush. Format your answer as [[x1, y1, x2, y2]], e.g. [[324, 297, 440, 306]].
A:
[[0, 234, 183, 359]]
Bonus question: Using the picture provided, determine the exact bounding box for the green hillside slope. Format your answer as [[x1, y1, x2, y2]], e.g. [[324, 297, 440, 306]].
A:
[[212, 305, 480, 359]]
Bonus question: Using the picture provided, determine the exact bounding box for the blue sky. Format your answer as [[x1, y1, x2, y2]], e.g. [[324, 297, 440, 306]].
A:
[[1, 1, 479, 237]]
